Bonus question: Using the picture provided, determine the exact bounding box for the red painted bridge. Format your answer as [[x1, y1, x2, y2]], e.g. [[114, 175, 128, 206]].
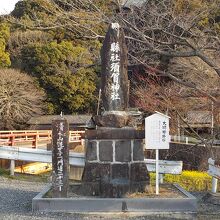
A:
[[0, 130, 85, 148]]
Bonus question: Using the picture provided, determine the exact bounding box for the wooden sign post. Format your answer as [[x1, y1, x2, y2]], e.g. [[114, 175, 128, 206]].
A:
[[145, 112, 170, 195], [52, 117, 69, 198]]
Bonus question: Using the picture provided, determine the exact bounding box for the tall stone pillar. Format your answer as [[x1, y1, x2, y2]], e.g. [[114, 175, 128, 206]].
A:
[[101, 23, 129, 112], [94, 23, 130, 128], [52, 118, 69, 198]]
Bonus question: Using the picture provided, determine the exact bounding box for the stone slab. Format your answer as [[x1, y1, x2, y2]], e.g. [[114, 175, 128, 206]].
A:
[[86, 141, 97, 161], [133, 140, 144, 161], [85, 129, 144, 140], [99, 141, 113, 162], [101, 182, 130, 198], [111, 164, 129, 179], [82, 163, 111, 182], [32, 184, 197, 213], [115, 140, 131, 162], [130, 163, 150, 182]]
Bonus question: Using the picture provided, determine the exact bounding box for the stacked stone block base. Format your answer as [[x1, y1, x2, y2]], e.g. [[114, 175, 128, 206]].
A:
[[82, 132, 150, 198]]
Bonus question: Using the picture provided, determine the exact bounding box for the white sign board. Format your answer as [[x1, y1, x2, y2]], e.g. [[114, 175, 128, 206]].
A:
[[145, 112, 170, 149]]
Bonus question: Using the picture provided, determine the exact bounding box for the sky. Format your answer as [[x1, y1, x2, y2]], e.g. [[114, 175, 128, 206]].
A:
[[0, 0, 19, 15]]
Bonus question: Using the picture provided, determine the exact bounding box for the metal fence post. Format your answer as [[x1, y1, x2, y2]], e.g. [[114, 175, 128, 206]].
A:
[[159, 174, 164, 184], [212, 177, 218, 193], [10, 160, 15, 176]]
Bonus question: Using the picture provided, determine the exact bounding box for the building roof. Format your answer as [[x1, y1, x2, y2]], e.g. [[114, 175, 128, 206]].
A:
[[28, 115, 92, 126], [184, 111, 212, 128]]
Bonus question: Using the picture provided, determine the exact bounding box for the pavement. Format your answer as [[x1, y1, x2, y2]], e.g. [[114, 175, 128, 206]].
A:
[[0, 176, 220, 220]]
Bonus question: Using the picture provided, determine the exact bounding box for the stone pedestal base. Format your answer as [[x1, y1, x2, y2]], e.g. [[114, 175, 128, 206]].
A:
[[93, 110, 143, 128], [82, 130, 149, 198], [93, 111, 129, 128]]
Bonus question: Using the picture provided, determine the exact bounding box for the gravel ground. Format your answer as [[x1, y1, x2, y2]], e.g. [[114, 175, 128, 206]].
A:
[[0, 176, 220, 220]]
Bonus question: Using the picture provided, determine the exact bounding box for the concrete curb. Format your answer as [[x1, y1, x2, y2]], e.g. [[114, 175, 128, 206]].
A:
[[32, 184, 197, 213]]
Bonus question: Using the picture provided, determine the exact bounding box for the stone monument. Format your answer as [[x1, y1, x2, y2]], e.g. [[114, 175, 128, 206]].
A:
[[52, 117, 69, 198], [101, 23, 129, 111], [82, 23, 150, 198], [94, 22, 130, 127]]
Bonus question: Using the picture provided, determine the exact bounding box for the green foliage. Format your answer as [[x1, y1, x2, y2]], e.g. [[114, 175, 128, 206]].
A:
[[173, 0, 220, 34], [11, 0, 108, 41], [8, 0, 219, 118], [173, 0, 208, 13], [8, 30, 53, 69], [11, 0, 54, 19], [9, 0, 104, 115], [21, 41, 98, 114], [0, 23, 11, 67], [11, 0, 59, 35]]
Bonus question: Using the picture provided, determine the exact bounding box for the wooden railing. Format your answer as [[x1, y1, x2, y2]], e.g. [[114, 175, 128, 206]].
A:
[[0, 130, 85, 148], [69, 131, 85, 143]]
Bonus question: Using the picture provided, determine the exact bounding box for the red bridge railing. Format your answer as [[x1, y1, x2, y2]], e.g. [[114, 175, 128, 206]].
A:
[[0, 130, 85, 148]]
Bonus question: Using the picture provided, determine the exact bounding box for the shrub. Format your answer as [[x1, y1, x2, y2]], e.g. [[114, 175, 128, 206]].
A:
[[164, 171, 213, 191], [150, 171, 218, 191]]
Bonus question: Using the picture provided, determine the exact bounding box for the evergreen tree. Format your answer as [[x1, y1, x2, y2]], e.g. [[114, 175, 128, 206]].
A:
[[21, 41, 98, 114], [0, 23, 11, 67]]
